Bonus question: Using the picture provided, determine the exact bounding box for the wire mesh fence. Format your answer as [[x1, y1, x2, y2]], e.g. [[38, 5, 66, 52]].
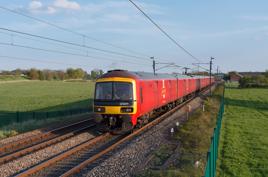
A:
[[0, 107, 91, 127], [203, 86, 225, 177]]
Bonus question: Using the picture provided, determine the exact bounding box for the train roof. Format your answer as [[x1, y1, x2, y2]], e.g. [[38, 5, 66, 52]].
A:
[[99, 70, 210, 80]]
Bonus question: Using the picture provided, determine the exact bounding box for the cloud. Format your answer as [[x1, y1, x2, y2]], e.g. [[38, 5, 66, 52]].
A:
[[27, 0, 80, 14], [53, 0, 80, 10], [28, 1, 56, 14], [29, 1, 42, 10]]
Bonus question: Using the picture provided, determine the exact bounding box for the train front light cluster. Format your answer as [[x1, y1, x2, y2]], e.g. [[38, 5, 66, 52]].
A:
[[94, 106, 105, 113], [121, 107, 133, 113]]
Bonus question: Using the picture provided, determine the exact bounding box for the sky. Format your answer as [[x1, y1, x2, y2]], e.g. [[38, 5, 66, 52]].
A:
[[0, 0, 267, 73]]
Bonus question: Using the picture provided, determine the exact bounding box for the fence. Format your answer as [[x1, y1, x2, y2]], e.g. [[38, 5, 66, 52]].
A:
[[0, 107, 91, 127], [203, 86, 225, 177]]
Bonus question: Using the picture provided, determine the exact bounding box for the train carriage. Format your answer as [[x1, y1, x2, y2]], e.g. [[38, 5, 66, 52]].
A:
[[94, 70, 214, 132]]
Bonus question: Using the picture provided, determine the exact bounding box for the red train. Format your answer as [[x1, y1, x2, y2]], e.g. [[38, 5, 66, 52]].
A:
[[94, 70, 214, 132]]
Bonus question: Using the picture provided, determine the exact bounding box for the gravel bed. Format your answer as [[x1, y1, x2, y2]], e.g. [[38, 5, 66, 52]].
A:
[[78, 98, 203, 177], [0, 131, 95, 177], [0, 114, 92, 147], [0, 130, 43, 147]]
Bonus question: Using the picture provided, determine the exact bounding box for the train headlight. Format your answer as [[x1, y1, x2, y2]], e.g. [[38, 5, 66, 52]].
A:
[[121, 107, 133, 113], [94, 106, 105, 113]]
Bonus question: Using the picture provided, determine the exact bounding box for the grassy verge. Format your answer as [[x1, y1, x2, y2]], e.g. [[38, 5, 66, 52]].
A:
[[137, 85, 224, 177], [217, 87, 268, 177]]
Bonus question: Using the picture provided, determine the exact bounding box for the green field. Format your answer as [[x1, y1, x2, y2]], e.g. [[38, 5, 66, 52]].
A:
[[0, 81, 94, 112], [218, 86, 268, 176]]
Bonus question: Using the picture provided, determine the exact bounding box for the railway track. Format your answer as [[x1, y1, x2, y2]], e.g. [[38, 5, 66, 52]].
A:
[[0, 118, 95, 165], [14, 85, 213, 177]]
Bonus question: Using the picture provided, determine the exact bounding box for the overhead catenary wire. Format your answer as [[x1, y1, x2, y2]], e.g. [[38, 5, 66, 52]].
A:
[[0, 27, 151, 62], [0, 55, 90, 68], [0, 30, 143, 63], [0, 5, 150, 59], [0, 42, 151, 66], [128, 0, 201, 62]]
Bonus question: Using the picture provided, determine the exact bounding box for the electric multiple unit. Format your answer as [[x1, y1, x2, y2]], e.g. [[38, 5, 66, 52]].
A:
[[93, 70, 214, 132]]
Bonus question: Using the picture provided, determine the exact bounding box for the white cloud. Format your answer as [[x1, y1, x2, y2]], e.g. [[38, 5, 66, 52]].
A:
[[28, 1, 57, 14], [53, 0, 80, 10], [29, 1, 43, 10], [47, 6, 57, 14]]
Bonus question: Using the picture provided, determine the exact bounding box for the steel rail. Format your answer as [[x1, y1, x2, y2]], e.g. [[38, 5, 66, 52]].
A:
[[15, 133, 112, 177], [15, 84, 214, 177], [60, 85, 214, 177], [0, 123, 95, 165], [0, 118, 93, 156]]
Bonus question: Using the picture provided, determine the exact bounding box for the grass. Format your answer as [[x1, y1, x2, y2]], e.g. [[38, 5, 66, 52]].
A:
[[137, 85, 224, 177], [0, 80, 95, 112], [217, 86, 268, 177], [0, 80, 95, 139]]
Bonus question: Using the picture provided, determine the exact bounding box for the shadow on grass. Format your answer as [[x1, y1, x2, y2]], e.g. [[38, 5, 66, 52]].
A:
[[36, 98, 93, 112], [225, 98, 268, 111]]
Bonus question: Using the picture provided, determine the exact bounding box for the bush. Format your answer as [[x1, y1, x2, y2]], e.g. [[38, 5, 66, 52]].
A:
[[239, 75, 268, 88]]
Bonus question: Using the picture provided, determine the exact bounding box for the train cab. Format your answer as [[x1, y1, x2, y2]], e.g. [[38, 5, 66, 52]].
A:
[[93, 71, 138, 131]]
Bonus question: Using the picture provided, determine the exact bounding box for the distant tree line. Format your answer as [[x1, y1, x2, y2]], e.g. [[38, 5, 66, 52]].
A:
[[239, 70, 268, 88], [0, 68, 104, 80]]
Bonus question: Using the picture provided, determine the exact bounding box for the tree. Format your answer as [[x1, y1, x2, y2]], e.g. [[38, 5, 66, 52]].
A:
[[58, 71, 66, 80], [90, 69, 104, 80], [66, 68, 85, 79], [29, 68, 39, 80], [14, 69, 22, 76], [38, 70, 45, 80], [265, 70, 268, 78], [67, 68, 75, 79]]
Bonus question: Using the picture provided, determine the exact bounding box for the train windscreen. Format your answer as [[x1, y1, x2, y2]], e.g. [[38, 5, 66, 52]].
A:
[[95, 82, 133, 101]]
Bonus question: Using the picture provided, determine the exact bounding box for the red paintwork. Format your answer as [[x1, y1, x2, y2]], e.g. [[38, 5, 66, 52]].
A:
[[131, 76, 214, 126], [98, 70, 215, 126]]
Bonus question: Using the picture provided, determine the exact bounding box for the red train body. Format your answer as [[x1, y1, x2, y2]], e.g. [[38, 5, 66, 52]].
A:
[[94, 70, 214, 130]]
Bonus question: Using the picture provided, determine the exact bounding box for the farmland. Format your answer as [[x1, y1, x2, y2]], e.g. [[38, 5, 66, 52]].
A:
[[0, 81, 95, 112], [218, 86, 268, 176]]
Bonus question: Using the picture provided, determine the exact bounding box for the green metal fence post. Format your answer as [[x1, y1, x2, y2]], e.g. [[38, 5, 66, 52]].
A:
[[208, 151, 211, 177]]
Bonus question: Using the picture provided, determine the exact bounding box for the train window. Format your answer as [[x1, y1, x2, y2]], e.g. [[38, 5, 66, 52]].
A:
[[95, 82, 133, 101], [95, 82, 113, 100], [113, 82, 133, 101]]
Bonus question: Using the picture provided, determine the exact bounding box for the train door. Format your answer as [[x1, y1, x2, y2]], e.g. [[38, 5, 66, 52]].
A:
[[176, 78, 179, 99], [139, 82, 144, 114], [197, 78, 201, 91], [154, 81, 159, 108]]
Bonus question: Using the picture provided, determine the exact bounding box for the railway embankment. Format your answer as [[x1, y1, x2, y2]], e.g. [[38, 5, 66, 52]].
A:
[[135, 84, 224, 177]]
